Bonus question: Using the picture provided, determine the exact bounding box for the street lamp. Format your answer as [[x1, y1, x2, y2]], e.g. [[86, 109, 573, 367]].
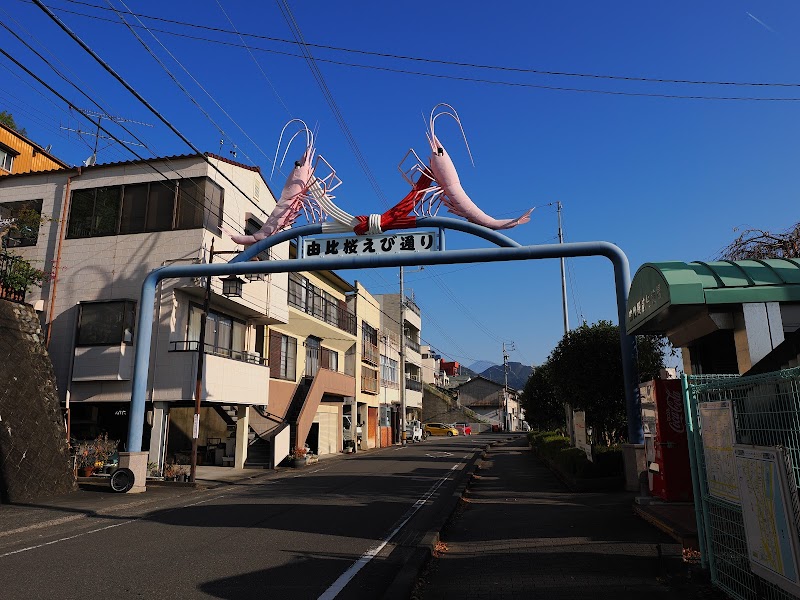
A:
[[222, 274, 244, 297]]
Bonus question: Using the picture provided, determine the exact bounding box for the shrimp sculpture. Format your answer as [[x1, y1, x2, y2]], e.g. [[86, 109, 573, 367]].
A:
[[228, 120, 354, 244], [401, 104, 533, 230]]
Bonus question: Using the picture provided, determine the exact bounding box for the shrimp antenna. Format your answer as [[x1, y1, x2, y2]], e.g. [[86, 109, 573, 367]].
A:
[[271, 119, 312, 180], [429, 103, 475, 167]]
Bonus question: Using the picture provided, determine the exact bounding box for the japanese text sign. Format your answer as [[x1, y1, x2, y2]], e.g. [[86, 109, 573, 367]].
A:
[[302, 231, 437, 259]]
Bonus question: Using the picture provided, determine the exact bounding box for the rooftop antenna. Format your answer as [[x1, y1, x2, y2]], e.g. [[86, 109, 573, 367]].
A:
[[61, 108, 151, 165]]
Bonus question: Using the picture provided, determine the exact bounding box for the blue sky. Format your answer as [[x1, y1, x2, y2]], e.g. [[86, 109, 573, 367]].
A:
[[2, 1, 800, 369]]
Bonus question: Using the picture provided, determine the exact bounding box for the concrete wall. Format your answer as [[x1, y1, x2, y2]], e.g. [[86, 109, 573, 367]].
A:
[[0, 300, 74, 503]]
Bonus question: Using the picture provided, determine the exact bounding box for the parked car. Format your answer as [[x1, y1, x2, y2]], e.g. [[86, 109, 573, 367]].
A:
[[423, 422, 459, 437], [454, 423, 472, 436]]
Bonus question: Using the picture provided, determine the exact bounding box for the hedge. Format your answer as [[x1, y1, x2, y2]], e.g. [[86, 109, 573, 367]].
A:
[[528, 430, 623, 479]]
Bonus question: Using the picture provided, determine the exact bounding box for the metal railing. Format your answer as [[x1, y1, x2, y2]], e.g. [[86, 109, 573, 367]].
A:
[[361, 371, 379, 394], [404, 336, 420, 353], [404, 295, 420, 316], [362, 341, 379, 365], [168, 340, 267, 366], [304, 346, 337, 378], [405, 377, 422, 392], [684, 367, 800, 600], [288, 279, 357, 335]]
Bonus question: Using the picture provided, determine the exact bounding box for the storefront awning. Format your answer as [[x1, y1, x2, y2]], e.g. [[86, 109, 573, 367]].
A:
[[626, 258, 800, 335]]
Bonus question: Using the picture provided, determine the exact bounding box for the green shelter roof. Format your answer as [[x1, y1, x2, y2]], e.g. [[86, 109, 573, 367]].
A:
[[626, 258, 800, 335]]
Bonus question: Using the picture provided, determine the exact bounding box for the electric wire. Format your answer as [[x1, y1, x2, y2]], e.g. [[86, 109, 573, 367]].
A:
[[0, 39, 246, 236], [275, 0, 390, 208], [38, 4, 800, 101], [105, 0, 260, 169], [32, 0, 270, 220], [212, 0, 293, 119], [0, 13, 259, 235], [47, 0, 800, 89]]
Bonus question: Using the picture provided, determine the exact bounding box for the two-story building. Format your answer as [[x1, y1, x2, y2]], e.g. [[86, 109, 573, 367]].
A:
[[0, 153, 290, 470]]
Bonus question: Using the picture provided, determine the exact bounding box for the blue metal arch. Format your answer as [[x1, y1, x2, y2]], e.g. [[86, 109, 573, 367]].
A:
[[126, 218, 641, 456]]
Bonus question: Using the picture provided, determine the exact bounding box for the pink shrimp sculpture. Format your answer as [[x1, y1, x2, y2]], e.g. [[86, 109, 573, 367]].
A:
[[228, 120, 317, 245], [406, 104, 533, 230]]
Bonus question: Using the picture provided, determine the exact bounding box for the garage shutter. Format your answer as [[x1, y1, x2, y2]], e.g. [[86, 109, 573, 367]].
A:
[[316, 413, 338, 456]]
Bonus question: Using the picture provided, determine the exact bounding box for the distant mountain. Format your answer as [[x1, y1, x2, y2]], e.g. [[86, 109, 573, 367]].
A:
[[480, 362, 532, 390], [469, 360, 496, 373]]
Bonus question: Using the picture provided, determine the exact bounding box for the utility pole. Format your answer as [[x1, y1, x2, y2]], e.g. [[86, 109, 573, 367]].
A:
[[190, 240, 214, 483], [502, 341, 513, 431], [557, 201, 569, 335], [399, 266, 407, 445]]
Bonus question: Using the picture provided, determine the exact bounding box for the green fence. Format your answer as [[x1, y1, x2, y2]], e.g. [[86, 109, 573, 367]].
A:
[[684, 367, 800, 600]]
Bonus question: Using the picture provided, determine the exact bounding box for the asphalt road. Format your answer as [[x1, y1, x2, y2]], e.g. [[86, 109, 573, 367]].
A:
[[0, 436, 486, 600]]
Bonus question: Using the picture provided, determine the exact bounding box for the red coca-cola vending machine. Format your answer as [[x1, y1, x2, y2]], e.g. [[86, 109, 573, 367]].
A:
[[639, 378, 693, 502]]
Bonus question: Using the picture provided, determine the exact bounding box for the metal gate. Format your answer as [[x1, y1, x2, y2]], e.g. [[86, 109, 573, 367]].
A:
[[684, 367, 800, 600]]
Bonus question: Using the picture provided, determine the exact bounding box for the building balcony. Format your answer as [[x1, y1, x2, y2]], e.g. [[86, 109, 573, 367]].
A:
[[361, 371, 379, 394], [362, 341, 379, 366], [404, 337, 420, 354], [169, 340, 267, 366], [288, 280, 357, 335], [405, 377, 423, 392], [165, 341, 268, 405]]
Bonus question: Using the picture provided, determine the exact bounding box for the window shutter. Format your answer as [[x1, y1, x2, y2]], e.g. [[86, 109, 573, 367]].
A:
[[268, 330, 282, 378]]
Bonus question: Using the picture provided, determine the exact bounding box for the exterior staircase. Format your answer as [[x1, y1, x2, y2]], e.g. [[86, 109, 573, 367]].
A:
[[286, 377, 313, 452], [212, 404, 287, 469]]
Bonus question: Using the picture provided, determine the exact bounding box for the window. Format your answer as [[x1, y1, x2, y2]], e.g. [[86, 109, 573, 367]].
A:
[[381, 355, 398, 386], [269, 330, 297, 380], [188, 305, 246, 357], [0, 199, 43, 248], [0, 146, 16, 172], [77, 300, 136, 346], [67, 177, 224, 239]]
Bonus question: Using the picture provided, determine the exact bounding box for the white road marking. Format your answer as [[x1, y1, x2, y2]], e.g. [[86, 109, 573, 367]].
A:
[[318, 459, 467, 600], [0, 519, 138, 558]]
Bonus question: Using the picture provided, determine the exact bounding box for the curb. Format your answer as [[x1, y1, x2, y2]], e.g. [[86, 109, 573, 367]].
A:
[[381, 443, 491, 600]]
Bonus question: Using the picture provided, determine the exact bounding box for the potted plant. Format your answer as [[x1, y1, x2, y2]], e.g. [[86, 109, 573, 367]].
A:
[[74, 442, 96, 477], [290, 446, 308, 468]]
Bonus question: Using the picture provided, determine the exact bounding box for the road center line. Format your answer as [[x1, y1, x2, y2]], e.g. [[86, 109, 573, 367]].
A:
[[318, 460, 466, 600]]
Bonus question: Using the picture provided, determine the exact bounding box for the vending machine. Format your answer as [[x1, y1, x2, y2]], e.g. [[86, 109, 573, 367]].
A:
[[639, 378, 693, 502]]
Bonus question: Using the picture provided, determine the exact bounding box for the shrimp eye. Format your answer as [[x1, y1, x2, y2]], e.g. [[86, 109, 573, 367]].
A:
[[295, 160, 302, 167], [437, 147, 444, 156]]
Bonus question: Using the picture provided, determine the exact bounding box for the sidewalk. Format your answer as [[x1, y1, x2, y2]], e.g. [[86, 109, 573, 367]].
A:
[[413, 436, 717, 600]]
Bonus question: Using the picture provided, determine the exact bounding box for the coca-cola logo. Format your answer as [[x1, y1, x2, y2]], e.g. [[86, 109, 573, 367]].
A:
[[665, 388, 685, 434]]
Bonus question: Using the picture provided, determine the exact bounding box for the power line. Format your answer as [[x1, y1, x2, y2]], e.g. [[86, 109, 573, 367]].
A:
[[0, 18, 246, 234], [275, 0, 391, 208], [105, 0, 260, 169], [37, 3, 800, 102], [32, 0, 270, 219], [47, 0, 800, 89], [212, 0, 293, 119]]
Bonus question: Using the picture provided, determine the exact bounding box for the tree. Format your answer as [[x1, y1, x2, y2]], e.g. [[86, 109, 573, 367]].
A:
[[523, 321, 667, 444], [719, 223, 800, 260], [0, 111, 27, 137], [519, 362, 562, 431]]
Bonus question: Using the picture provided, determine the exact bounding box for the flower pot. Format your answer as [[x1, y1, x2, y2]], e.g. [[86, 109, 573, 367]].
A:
[[78, 467, 94, 477], [291, 457, 308, 468]]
